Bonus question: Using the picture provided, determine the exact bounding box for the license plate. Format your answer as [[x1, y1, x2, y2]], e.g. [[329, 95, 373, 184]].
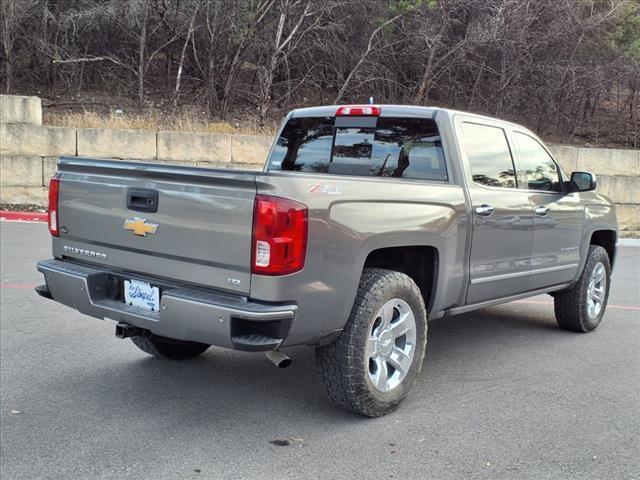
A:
[[124, 279, 160, 312]]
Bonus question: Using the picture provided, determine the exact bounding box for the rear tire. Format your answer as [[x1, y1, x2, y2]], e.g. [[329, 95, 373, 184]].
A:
[[316, 268, 427, 417], [130, 335, 209, 360], [554, 245, 611, 333]]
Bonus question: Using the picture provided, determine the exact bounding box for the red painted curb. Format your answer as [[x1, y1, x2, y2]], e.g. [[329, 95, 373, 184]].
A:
[[0, 210, 48, 222]]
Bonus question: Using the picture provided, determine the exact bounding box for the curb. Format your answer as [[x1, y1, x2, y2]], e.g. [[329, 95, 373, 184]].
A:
[[0, 210, 48, 222], [619, 238, 640, 247]]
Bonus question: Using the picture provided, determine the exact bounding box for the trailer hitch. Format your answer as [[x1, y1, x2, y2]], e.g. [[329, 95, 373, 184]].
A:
[[115, 322, 147, 339]]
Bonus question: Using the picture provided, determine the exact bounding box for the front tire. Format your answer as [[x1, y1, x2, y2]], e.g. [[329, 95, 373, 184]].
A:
[[554, 245, 611, 333], [130, 335, 210, 360], [316, 268, 428, 417]]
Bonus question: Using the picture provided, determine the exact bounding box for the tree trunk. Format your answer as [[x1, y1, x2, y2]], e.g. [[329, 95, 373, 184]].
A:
[[414, 26, 445, 104], [137, 5, 148, 111], [259, 5, 286, 125], [414, 50, 436, 104], [334, 13, 403, 104], [220, 46, 243, 121], [259, 61, 277, 125], [468, 52, 487, 110], [173, 6, 198, 109], [4, 60, 11, 94], [207, 55, 219, 118]]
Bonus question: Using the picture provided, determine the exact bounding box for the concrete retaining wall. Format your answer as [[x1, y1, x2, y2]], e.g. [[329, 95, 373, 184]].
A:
[[78, 128, 156, 160], [0, 95, 637, 233], [546, 146, 639, 233], [0, 95, 42, 125]]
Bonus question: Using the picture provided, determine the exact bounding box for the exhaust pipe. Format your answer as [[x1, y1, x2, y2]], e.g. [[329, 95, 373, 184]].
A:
[[265, 349, 291, 368]]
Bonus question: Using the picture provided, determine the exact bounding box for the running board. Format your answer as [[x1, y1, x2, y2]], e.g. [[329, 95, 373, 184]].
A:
[[444, 282, 572, 317]]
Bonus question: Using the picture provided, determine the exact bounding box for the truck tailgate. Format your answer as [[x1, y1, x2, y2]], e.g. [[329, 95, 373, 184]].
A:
[[53, 158, 257, 295]]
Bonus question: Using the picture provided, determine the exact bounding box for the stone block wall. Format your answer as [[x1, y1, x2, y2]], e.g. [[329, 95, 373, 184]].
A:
[[0, 95, 268, 205], [548, 145, 639, 233], [0, 95, 637, 234], [0, 95, 42, 125]]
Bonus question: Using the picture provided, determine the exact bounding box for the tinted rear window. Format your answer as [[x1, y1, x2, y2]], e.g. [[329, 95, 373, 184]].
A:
[[268, 116, 447, 181]]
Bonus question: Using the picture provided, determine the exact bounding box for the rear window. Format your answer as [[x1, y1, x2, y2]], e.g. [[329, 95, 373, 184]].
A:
[[268, 116, 447, 181]]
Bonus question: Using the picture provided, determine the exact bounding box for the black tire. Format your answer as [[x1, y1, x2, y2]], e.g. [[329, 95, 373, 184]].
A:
[[554, 245, 611, 333], [130, 334, 210, 360], [316, 268, 428, 417]]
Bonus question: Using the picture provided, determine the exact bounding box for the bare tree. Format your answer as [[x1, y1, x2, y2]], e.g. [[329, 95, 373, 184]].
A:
[[1, 0, 638, 146], [216, 0, 275, 119], [413, 1, 468, 104], [173, 3, 199, 108], [333, 4, 411, 104], [256, 0, 325, 123], [1, 0, 37, 93]]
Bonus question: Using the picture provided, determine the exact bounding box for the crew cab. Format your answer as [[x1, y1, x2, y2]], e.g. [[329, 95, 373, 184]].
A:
[[36, 105, 617, 416]]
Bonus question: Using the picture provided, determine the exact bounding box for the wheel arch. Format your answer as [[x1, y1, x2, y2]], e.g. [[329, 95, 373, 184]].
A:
[[362, 245, 440, 313], [589, 229, 617, 268]]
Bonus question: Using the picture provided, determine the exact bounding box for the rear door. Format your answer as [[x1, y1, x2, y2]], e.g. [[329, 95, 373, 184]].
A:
[[455, 119, 534, 304], [511, 131, 583, 289], [55, 160, 258, 294]]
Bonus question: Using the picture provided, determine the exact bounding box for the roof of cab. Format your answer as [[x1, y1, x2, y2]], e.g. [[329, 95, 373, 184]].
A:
[[290, 104, 439, 118], [289, 104, 523, 129]]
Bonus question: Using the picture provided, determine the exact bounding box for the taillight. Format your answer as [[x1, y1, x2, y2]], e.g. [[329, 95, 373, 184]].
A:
[[336, 105, 381, 116], [48, 175, 60, 236], [252, 195, 308, 275]]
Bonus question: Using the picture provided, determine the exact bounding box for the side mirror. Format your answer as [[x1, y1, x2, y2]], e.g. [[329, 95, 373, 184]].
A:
[[569, 171, 597, 192]]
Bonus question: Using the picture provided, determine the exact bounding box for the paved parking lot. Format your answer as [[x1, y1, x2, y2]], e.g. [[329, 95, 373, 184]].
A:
[[1, 222, 638, 480]]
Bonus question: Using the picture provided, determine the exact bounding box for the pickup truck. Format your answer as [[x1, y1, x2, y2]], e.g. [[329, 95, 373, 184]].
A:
[[36, 105, 617, 417]]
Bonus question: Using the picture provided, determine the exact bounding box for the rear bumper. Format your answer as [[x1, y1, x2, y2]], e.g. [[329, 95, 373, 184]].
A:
[[37, 259, 296, 351]]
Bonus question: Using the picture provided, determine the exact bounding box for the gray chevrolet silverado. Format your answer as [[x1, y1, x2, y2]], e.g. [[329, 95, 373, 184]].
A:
[[36, 105, 617, 416]]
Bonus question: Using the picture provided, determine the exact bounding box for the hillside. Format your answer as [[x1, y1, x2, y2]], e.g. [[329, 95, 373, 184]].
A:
[[2, 0, 639, 147]]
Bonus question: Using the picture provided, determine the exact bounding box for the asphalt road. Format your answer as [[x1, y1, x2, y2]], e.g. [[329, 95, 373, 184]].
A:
[[1, 222, 638, 480]]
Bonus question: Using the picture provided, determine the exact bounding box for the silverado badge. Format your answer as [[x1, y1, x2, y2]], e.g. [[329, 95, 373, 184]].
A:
[[123, 218, 159, 237]]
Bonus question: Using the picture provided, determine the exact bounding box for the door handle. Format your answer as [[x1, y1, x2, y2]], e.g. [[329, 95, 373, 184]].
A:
[[127, 188, 159, 213], [534, 206, 550, 216], [474, 204, 495, 216]]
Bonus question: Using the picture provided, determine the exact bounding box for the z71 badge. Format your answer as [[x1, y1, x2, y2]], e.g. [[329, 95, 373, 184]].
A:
[[306, 184, 343, 195]]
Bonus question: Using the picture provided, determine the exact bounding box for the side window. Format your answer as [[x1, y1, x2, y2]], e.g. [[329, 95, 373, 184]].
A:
[[461, 122, 516, 188], [513, 132, 562, 192]]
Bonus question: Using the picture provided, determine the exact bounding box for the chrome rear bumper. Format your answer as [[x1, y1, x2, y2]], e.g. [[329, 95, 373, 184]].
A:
[[37, 259, 296, 351]]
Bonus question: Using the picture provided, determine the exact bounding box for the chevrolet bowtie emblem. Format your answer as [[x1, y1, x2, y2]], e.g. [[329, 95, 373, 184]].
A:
[[123, 217, 159, 237]]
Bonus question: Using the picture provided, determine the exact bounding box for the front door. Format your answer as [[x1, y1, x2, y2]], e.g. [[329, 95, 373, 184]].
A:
[[511, 131, 583, 290], [457, 120, 534, 304]]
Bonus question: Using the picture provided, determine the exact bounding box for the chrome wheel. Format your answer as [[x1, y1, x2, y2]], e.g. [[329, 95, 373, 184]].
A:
[[587, 262, 606, 319], [365, 298, 417, 392]]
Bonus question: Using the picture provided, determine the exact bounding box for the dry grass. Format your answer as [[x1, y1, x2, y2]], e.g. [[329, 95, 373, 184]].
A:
[[44, 111, 277, 136]]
